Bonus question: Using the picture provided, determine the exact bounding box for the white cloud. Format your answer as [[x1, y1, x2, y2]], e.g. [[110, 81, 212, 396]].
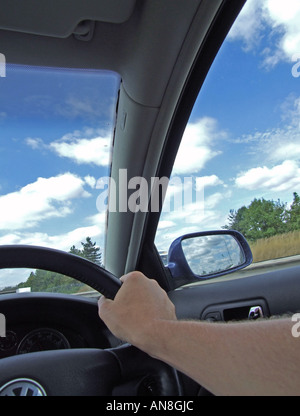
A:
[[84, 175, 97, 188], [204, 191, 231, 210], [0, 173, 91, 231], [172, 117, 224, 174], [264, 0, 300, 57], [228, 0, 264, 50], [0, 211, 106, 250], [231, 94, 300, 170], [266, 0, 300, 22], [57, 96, 100, 119], [50, 136, 111, 166], [272, 142, 300, 163], [196, 175, 224, 190], [235, 160, 300, 192], [157, 220, 176, 230], [161, 175, 224, 216], [229, 0, 300, 66], [25, 137, 44, 150], [237, 124, 300, 164], [54, 93, 117, 121], [156, 160, 232, 250], [155, 205, 229, 252], [25, 128, 112, 167], [156, 187, 232, 251]]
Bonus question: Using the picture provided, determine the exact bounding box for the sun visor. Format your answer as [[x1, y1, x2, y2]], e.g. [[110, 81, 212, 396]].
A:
[[0, 0, 136, 38]]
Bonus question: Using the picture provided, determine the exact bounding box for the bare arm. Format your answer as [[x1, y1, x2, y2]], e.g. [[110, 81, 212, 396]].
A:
[[98, 271, 300, 396]]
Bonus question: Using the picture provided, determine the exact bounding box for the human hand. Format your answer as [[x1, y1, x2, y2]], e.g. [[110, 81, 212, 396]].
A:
[[98, 271, 177, 352]]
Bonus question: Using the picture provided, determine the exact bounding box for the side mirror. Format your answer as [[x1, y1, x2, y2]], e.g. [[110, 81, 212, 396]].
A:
[[167, 230, 252, 286]]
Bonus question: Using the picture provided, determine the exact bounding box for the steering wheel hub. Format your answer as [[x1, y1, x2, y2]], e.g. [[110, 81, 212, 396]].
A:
[[0, 378, 47, 396]]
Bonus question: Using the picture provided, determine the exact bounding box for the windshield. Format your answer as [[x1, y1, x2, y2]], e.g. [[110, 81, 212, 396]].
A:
[[0, 64, 120, 293], [156, 0, 300, 266]]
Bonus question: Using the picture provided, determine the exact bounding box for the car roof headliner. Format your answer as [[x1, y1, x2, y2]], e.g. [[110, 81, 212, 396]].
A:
[[0, 0, 219, 108]]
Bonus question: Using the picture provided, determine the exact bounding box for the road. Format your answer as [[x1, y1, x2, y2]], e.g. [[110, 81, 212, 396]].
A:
[[239, 254, 300, 277]]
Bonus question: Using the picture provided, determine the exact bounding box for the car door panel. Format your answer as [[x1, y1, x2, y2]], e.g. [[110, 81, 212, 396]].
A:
[[169, 265, 300, 322]]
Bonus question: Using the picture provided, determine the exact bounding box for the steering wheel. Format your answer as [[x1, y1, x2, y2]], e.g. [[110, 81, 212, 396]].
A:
[[0, 245, 181, 396]]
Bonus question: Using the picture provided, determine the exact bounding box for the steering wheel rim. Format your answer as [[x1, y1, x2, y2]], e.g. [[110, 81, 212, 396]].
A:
[[0, 245, 182, 396], [0, 244, 121, 299]]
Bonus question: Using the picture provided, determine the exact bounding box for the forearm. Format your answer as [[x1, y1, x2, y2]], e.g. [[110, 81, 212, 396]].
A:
[[98, 272, 300, 396], [143, 317, 299, 396]]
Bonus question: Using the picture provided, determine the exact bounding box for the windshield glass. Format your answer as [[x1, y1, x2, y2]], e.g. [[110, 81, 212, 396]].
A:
[[156, 0, 300, 267], [0, 64, 120, 293]]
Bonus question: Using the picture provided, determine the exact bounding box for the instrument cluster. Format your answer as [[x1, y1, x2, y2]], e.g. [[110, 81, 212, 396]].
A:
[[0, 324, 86, 359]]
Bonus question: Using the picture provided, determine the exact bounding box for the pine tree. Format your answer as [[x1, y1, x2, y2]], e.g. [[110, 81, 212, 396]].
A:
[[69, 238, 102, 265], [69, 245, 83, 257], [80, 237, 102, 265]]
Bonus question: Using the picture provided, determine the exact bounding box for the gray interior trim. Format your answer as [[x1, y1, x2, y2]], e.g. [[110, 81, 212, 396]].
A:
[[0, 0, 136, 37]]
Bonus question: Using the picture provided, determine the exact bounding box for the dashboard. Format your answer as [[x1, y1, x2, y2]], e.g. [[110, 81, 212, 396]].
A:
[[0, 292, 121, 359]]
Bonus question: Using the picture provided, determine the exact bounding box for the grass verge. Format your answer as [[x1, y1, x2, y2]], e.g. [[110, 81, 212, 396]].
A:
[[250, 230, 300, 263]]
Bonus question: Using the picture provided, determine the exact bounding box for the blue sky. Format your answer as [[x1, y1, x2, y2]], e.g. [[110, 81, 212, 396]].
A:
[[0, 66, 120, 286], [0, 0, 300, 287]]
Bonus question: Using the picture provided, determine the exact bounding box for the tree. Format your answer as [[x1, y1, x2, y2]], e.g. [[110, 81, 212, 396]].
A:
[[287, 192, 300, 231], [17, 270, 79, 293], [225, 206, 248, 234], [224, 198, 287, 242], [70, 237, 102, 265], [80, 237, 102, 265], [69, 245, 82, 257]]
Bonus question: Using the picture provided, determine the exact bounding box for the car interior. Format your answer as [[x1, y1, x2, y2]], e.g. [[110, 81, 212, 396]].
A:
[[0, 0, 300, 396]]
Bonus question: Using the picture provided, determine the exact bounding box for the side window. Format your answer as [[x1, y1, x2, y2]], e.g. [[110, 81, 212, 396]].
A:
[[156, 1, 300, 265]]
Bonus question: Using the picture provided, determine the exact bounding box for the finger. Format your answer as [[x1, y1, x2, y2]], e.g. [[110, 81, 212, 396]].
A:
[[120, 274, 130, 283], [98, 295, 112, 315], [120, 271, 140, 283], [120, 271, 147, 284]]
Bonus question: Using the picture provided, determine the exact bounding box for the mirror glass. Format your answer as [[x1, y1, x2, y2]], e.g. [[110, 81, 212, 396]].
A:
[[181, 234, 245, 277]]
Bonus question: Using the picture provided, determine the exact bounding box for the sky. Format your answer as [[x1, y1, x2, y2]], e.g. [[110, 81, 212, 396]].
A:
[[0, 67, 120, 286], [0, 0, 300, 287]]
